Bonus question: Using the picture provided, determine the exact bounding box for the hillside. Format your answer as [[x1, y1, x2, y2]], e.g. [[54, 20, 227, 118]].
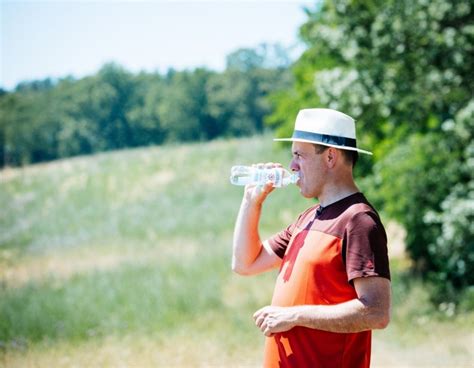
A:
[[1, 135, 472, 367]]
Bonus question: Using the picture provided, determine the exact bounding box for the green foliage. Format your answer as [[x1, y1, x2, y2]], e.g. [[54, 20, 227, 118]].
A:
[[0, 44, 292, 168], [268, 0, 474, 303], [422, 102, 474, 302], [266, 12, 336, 141], [225, 43, 292, 71], [370, 132, 459, 274], [300, 0, 473, 135], [208, 66, 291, 138], [158, 68, 215, 142]]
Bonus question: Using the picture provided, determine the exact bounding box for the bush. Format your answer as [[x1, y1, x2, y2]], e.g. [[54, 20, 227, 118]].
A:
[[373, 101, 474, 305], [424, 102, 474, 303]]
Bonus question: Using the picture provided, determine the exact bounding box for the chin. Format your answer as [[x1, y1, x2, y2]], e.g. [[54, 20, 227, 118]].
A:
[[299, 189, 313, 199], [299, 186, 318, 199]]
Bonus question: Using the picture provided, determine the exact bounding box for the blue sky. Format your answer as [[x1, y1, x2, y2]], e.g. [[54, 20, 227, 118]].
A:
[[1, 0, 316, 90]]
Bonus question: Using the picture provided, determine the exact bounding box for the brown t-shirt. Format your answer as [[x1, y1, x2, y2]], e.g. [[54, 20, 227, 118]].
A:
[[263, 192, 390, 368]]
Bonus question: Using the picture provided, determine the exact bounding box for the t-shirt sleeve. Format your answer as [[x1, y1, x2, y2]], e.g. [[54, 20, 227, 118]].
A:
[[267, 207, 317, 259], [267, 222, 295, 259], [267, 216, 301, 258], [343, 211, 391, 282]]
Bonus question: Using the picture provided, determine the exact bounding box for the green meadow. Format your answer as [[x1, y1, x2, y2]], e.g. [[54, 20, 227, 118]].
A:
[[1, 136, 472, 367]]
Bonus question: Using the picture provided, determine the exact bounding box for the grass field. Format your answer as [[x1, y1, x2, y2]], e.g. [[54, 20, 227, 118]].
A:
[[1, 135, 473, 367]]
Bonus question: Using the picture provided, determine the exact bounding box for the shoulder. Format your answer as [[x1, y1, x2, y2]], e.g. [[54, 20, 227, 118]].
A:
[[338, 195, 386, 239], [345, 207, 386, 239], [342, 194, 383, 228], [343, 204, 388, 255], [347, 208, 383, 228]]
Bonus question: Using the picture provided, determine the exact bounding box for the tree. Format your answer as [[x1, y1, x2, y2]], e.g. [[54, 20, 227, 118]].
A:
[[126, 72, 166, 147], [0, 87, 61, 166], [158, 68, 215, 142], [95, 63, 137, 149], [226, 43, 292, 72], [269, 0, 474, 303], [210, 44, 293, 138]]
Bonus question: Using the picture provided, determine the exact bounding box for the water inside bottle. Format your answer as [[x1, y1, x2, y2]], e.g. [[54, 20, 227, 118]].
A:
[[230, 166, 254, 186], [230, 165, 299, 187]]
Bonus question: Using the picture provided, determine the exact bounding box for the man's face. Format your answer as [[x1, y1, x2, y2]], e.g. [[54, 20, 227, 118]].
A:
[[290, 141, 327, 199]]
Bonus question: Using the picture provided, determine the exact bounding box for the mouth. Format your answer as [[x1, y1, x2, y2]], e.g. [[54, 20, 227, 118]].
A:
[[296, 174, 302, 186]]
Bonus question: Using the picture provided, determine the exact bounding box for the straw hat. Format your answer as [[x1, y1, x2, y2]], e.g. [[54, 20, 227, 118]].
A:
[[274, 108, 372, 155]]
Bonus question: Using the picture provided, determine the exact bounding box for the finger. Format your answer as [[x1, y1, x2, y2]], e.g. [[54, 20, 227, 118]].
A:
[[253, 306, 269, 320], [255, 315, 265, 328], [263, 162, 282, 168], [253, 308, 264, 321], [262, 319, 276, 336], [253, 162, 282, 169], [264, 328, 274, 337], [254, 312, 265, 326], [262, 181, 274, 193], [264, 162, 274, 169]]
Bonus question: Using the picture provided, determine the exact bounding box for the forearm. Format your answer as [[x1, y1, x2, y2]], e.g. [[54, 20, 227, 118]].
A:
[[254, 278, 391, 335], [289, 298, 389, 333], [232, 198, 264, 274]]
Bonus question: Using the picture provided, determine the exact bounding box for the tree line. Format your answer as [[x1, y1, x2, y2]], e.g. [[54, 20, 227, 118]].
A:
[[0, 44, 292, 167]]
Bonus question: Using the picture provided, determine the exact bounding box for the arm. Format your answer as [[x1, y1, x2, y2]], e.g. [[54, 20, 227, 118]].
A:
[[232, 165, 282, 276], [254, 276, 391, 335]]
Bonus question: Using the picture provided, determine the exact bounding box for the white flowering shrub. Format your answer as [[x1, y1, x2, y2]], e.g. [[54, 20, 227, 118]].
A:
[[271, 0, 474, 304], [423, 101, 474, 302]]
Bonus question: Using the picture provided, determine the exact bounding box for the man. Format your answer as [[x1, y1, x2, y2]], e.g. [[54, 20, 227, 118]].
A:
[[232, 108, 391, 367]]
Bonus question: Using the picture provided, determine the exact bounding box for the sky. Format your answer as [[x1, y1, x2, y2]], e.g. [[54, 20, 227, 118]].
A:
[[1, 0, 317, 91]]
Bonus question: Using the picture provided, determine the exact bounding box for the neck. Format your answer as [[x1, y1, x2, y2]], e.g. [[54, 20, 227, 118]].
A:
[[317, 172, 359, 207]]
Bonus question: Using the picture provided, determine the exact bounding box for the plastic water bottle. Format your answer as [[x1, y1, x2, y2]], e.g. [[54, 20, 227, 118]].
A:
[[230, 165, 299, 188]]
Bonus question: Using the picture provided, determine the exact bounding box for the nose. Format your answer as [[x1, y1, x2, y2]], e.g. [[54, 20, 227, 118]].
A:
[[290, 159, 299, 172]]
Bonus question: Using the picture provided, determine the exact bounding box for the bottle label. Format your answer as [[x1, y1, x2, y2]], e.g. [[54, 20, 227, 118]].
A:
[[253, 169, 264, 185], [267, 168, 283, 187]]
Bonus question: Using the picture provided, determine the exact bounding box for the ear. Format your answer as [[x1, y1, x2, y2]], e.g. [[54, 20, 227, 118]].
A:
[[325, 147, 338, 168]]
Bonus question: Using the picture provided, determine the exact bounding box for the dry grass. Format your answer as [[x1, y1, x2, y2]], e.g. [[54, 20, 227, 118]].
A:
[[372, 322, 474, 367], [0, 237, 204, 289], [2, 331, 263, 368], [3, 323, 472, 368]]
